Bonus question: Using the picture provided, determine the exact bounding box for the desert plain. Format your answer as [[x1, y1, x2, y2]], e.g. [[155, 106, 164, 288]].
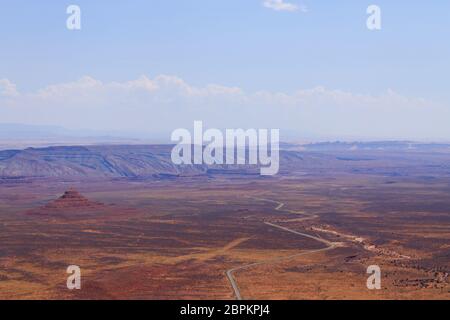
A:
[[0, 143, 449, 300]]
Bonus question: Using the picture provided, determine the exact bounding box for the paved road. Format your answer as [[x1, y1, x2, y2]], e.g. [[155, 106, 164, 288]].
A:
[[225, 199, 337, 300], [253, 197, 318, 222]]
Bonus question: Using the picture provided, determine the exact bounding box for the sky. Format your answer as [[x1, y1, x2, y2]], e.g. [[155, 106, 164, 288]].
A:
[[0, 0, 449, 141]]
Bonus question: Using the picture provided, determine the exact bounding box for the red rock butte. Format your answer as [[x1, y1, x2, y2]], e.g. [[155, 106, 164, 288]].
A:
[[43, 189, 104, 210]]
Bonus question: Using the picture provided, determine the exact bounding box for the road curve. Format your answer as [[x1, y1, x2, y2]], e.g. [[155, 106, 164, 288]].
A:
[[225, 199, 337, 300]]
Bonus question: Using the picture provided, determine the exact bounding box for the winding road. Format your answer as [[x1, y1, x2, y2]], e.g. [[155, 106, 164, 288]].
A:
[[225, 198, 338, 300]]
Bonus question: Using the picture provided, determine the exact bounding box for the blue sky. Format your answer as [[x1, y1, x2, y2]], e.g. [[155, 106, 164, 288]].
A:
[[1, 1, 449, 140]]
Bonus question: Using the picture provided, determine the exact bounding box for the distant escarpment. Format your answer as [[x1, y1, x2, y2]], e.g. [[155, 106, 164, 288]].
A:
[[0, 145, 199, 179], [0, 145, 303, 179], [3, 142, 442, 180]]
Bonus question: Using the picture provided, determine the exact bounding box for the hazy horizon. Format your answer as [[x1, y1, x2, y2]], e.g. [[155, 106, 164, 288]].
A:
[[3, 122, 450, 148]]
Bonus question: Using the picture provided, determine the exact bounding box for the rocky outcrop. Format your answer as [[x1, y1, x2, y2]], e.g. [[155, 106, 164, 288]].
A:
[[27, 189, 105, 216], [43, 189, 104, 210]]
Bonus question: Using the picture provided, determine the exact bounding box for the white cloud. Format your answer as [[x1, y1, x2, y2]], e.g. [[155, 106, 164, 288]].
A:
[[263, 0, 306, 12], [0, 79, 19, 97], [0, 75, 445, 140]]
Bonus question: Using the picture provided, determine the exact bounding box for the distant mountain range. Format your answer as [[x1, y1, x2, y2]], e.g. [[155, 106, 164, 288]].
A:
[[1, 142, 450, 179], [286, 141, 450, 152], [0, 145, 279, 178], [0, 145, 192, 179]]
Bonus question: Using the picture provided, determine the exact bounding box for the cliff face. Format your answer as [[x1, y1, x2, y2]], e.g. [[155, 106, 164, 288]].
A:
[[0, 145, 207, 178], [0, 145, 298, 179]]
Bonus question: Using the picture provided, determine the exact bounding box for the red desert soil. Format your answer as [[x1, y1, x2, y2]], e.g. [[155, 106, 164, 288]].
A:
[[0, 174, 449, 300]]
